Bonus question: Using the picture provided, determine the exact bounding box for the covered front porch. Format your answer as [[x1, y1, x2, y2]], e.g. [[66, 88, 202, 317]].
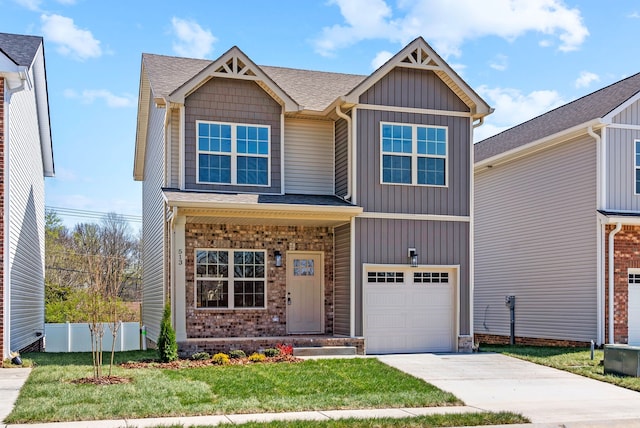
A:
[[165, 190, 363, 357]]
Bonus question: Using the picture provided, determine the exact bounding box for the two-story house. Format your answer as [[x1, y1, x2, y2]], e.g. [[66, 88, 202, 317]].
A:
[[0, 32, 54, 363], [134, 37, 491, 355], [474, 73, 640, 347]]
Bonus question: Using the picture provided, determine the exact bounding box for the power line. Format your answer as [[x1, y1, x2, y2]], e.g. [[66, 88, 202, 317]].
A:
[[46, 206, 142, 223]]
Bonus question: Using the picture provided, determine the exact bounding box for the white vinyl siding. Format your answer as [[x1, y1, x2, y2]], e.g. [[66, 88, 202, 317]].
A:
[[284, 118, 334, 195], [7, 64, 47, 352], [474, 135, 597, 343], [141, 102, 167, 343]]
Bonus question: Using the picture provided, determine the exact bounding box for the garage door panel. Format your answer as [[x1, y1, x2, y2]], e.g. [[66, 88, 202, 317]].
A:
[[364, 267, 456, 354]]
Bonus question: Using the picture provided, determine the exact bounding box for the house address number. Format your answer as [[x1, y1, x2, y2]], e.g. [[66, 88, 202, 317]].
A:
[[178, 248, 184, 266]]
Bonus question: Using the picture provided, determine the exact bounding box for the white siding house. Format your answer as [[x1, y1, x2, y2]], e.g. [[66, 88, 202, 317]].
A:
[[0, 32, 54, 361]]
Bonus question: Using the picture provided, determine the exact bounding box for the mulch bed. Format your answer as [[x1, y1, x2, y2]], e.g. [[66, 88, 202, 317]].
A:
[[120, 354, 302, 369], [71, 376, 132, 385]]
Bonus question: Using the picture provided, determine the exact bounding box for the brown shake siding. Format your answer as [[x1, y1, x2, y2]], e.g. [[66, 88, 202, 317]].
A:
[[183, 77, 282, 193], [183, 223, 334, 338]]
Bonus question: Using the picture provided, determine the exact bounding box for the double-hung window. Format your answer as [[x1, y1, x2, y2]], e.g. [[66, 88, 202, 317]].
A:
[[635, 141, 640, 194], [197, 121, 270, 186], [381, 122, 447, 186], [196, 249, 266, 309]]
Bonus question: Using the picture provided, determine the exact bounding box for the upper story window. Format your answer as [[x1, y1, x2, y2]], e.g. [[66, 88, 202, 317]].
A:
[[197, 121, 270, 186], [635, 141, 640, 194], [380, 122, 447, 187]]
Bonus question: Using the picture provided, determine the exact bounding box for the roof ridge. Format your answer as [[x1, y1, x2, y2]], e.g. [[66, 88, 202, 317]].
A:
[[260, 64, 366, 78]]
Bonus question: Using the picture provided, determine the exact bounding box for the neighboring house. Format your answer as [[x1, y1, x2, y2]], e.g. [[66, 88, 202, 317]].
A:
[[134, 37, 491, 355], [0, 32, 54, 363], [474, 73, 640, 347]]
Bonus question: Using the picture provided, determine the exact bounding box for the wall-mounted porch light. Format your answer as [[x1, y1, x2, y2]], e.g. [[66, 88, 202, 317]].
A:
[[274, 250, 283, 267], [408, 248, 418, 267]]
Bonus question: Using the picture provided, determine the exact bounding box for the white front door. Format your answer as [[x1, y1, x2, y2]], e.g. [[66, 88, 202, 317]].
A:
[[286, 252, 324, 333]]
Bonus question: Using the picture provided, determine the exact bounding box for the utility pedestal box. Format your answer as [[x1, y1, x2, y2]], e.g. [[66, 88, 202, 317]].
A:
[[604, 344, 640, 377]]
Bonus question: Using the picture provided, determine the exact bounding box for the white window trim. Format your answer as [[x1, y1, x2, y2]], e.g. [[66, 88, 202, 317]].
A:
[[194, 248, 268, 310], [629, 268, 640, 285], [379, 121, 448, 187], [634, 140, 640, 195], [196, 120, 271, 187]]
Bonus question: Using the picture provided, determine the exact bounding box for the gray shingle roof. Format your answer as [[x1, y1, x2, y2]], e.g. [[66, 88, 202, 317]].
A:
[[0, 32, 42, 66], [475, 72, 640, 163], [142, 53, 366, 112]]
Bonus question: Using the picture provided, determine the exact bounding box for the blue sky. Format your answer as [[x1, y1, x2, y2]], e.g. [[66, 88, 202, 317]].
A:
[[1, 0, 639, 229]]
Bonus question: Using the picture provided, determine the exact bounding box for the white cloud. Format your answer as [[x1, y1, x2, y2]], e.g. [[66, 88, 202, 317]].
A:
[[628, 11, 640, 19], [474, 85, 566, 141], [575, 71, 600, 89], [41, 14, 101, 60], [489, 54, 508, 71], [171, 17, 216, 58], [371, 50, 394, 70], [315, 0, 589, 58], [15, 0, 41, 11], [64, 89, 135, 108]]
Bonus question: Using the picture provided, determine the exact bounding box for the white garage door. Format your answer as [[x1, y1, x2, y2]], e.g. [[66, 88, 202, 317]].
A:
[[629, 269, 640, 345], [364, 267, 456, 354]]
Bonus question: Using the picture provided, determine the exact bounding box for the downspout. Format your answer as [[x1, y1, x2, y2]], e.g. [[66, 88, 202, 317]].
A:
[[608, 222, 622, 344], [168, 207, 177, 327], [335, 105, 352, 201], [587, 125, 604, 345]]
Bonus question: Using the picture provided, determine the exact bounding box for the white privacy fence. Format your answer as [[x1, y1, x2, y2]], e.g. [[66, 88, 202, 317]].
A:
[[44, 322, 143, 352]]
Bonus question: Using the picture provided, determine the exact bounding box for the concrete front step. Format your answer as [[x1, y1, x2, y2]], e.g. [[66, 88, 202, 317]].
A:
[[293, 346, 358, 357]]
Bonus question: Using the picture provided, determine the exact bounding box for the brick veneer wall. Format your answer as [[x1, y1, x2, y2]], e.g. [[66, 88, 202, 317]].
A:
[[184, 223, 334, 338], [605, 225, 640, 344], [0, 77, 4, 365], [474, 333, 590, 348]]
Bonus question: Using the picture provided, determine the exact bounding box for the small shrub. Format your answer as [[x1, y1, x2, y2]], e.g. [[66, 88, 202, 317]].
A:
[[264, 348, 280, 357], [277, 343, 294, 356], [229, 349, 246, 359], [157, 303, 178, 363], [212, 353, 230, 365], [248, 352, 266, 363], [191, 352, 210, 360]]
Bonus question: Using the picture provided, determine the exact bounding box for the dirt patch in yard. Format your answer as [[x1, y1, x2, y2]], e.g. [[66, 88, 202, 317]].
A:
[[120, 354, 302, 369]]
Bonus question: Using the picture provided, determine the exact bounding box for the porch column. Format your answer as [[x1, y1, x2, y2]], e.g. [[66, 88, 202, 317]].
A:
[[174, 215, 187, 342]]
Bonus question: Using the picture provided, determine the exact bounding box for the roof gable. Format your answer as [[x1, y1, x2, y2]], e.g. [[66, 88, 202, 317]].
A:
[[0, 32, 42, 67], [345, 37, 491, 119], [167, 46, 300, 111]]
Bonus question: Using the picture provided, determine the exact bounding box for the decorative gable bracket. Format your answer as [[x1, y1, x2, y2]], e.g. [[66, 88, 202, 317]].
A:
[[399, 47, 440, 70], [214, 56, 258, 78]]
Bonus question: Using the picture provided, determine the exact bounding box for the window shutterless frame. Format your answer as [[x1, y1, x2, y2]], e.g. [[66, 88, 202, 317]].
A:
[[194, 248, 267, 310], [379, 121, 448, 187], [196, 120, 271, 187]]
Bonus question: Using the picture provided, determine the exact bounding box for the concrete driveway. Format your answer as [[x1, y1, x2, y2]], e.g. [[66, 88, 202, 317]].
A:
[[378, 352, 640, 425]]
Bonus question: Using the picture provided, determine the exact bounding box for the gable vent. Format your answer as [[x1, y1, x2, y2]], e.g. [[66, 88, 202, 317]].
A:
[[214, 56, 258, 77], [400, 47, 439, 68]]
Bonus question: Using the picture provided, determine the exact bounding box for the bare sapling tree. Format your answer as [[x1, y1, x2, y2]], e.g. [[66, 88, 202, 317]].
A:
[[73, 223, 107, 378]]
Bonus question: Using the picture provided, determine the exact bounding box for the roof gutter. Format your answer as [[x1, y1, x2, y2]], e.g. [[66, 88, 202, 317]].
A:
[[475, 118, 604, 170]]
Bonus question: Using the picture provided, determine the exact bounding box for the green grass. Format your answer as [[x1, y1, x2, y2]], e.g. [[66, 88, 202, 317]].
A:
[[8, 352, 463, 423], [482, 344, 640, 391], [140, 411, 529, 427]]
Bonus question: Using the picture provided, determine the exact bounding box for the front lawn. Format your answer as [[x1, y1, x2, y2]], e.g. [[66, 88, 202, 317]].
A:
[[482, 344, 640, 392], [8, 351, 461, 423]]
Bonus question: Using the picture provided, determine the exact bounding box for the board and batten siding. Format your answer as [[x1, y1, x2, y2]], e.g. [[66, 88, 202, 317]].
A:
[[606, 101, 640, 211], [168, 108, 180, 188], [353, 217, 470, 336], [335, 118, 348, 198], [356, 109, 471, 215], [334, 223, 350, 336], [7, 63, 46, 352], [141, 101, 167, 343], [474, 135, 598, 342], [183, 78, 282, 193], [284, 118, 334, 195]]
